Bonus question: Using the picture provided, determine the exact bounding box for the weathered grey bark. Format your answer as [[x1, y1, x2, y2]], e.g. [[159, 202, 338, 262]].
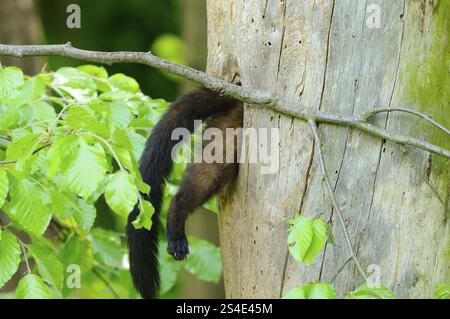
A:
[[207, 0, 449, 298], [0, 0, 44, 74]]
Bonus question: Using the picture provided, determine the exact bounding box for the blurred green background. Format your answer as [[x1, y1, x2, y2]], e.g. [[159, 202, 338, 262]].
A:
[[40, 0, 182, 100]]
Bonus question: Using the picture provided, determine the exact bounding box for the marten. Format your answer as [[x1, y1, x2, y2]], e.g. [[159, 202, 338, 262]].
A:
[[127, 88, 243, 299]]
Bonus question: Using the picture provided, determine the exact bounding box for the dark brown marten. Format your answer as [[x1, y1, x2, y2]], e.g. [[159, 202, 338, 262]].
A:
[[127, 88, 242, 298]]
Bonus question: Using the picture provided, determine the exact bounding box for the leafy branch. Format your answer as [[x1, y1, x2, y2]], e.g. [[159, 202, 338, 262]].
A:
[[0, 43, 448, 159]]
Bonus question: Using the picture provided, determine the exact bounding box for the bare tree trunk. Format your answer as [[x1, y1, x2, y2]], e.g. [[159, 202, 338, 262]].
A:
[[207, 0, 449, 298], [0, 0, 44, 74]]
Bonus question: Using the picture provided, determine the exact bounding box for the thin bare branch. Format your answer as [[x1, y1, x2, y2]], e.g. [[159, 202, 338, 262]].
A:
[[308, 119, 368, 282], [0, 43, 448, 160], [363, 107, 450, 136]]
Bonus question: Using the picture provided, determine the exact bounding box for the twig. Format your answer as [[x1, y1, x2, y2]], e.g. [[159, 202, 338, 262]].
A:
[[16, 236, 32, 274], [308, 119, 368, 282], [84, 132, 125, 171], [0, 160, 16, 165], [363, 107, 450, 136], [330, 256, 353, 283], [92, 267, 121, 299], [0, 43, 448, 159]]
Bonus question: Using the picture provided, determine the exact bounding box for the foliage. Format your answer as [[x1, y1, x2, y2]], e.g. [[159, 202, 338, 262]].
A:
[[283, 282, 336, 299], [434, 284, 450, 299], [286, 214, 399, 299], [347, 284, 396, 299], [0, 65, 221, 299], [288, 216, 327, 265], [39, 0, 182, 101]]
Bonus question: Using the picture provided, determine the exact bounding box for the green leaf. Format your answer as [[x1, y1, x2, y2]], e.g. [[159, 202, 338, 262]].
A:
[[287, 216, 313, 263], [28, 244, 64, 291], [435, 284, 450, 299], [63, 137, 107, 199], [283, 282, 336, 299], [7, 178, 52, 236], [0, 231, 21, 289], [16, 76, 46, 105], [6, 133, 43, 173], [77, 65, 108, 79], [159, 245, 181, 295], [108, 73, 140, 93], [0, 104, 20, 130], [51, 192, 96, 232], [182, 237, 222, 283], [65, 106, 110, 138], [53, 67, 97, 99], [288, 216, 327, 265], [348, 284, 396, 299], [105, 171, 138, 216], [203, 197, 219, 214], [91, 228, 123, 268], [128, 132, 147, 160], [21, 101, 57, 124], [304, 218, 327, 264], [132, 199, 155, 230], [46, 135, 79, 178], [71, 198, 97, 232], [0, 169, 8, 208], [138, 99, 169, 124], [0, 67, 24, 100], [106, 102, 133, 129], [59, 235, 94, 274], [16, 274, 51, 299]]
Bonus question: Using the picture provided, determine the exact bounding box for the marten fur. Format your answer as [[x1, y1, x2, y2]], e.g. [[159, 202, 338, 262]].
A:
[[127, 88, 242, 299]]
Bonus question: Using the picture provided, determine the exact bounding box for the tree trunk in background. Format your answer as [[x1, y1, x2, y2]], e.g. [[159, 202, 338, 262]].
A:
[[207, 0, 449, 298], [0, 0, 44, 74], [180, 0, 225, 298]]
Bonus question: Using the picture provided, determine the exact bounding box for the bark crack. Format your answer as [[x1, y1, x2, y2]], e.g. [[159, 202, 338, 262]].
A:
[[324, 0, 370, 281], [276, 0, 287, 83], [318, 0, 336, 111], [279, 138, 316, 297], [363, 0, 407, 268]]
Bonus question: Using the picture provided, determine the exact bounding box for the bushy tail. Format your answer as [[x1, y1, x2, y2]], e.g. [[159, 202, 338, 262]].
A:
[[126, 88, 236, 299]]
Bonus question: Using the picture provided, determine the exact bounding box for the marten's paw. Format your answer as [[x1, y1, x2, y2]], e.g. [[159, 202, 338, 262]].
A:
[[167, 237, 189, 261]]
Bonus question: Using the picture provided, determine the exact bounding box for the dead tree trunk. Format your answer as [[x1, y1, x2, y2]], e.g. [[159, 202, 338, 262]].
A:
[[206, 0, 449, 298]]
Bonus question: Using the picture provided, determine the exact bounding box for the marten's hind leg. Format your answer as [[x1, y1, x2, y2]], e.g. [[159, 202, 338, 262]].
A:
[[166, 104, 242, 260], [166, 162, 237, 260]]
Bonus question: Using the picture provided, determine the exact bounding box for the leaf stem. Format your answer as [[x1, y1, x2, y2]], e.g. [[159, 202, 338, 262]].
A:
[[16, 236, 32, 274], [85, 132, 125, 171]]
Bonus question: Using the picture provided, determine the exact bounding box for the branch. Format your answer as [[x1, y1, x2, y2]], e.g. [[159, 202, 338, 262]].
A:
[[363, 107, 450, 136], [308, 119, 368, 282], [0, 43, 449, 160]]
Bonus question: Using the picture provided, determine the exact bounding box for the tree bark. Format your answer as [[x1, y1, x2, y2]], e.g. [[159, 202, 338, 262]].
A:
[[0, 0, 44, 74], [206, 0, 449, 298]]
